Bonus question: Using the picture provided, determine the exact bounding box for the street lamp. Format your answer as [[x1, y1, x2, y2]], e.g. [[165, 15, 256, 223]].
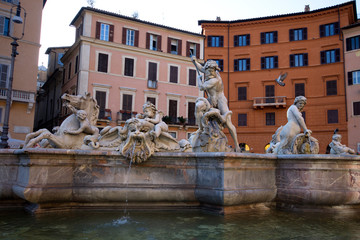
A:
[[0, 2, 26, 148]]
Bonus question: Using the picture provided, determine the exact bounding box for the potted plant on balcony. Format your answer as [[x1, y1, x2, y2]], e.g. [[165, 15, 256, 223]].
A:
[[162, 115, 172, 124], [177, 116, 186, 126]]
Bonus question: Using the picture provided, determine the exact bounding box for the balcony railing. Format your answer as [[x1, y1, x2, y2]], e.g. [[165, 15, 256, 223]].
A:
[[147, 80, 157, 89], [0, 88, 35, 113], [253, 96, 287, 109], [116, 111, 138, 124]]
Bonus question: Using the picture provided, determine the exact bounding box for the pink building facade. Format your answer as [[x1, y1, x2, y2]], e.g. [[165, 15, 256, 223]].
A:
[[61, 7, 204, 140], [343, 22, 360, 153]]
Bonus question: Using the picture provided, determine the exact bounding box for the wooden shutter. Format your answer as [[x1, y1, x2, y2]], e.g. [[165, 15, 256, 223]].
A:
[[261, 57, 265, 69], [122, 94, 132, 111], [295, 83, 305, 97], [96, 21, 101, 39], [274, 56, 278, 68], [334, 22, 340, 34], [146, 32, 150, 49], [207, 36, 212, 47], [122, 27, 127, 44], [196, 43, 200, 58], [335, 48, 340, 62], [186, 41, 190, 56], [260, 32, 265, 44], [234, 35, 238, 47], [238, 114, 247, 126], [189, 69, 196, 86], [170, 66, 178, 83], [146, 97, 156, 105], [0, 64, 8, 88], [246, 58, 250, 70], [290, 54, 294, 67], [319, 25, 325, 37], [134, 30, 139, 47], [188, 102, 195, 123], [148, 62, 157, 81], [178, 39, 182, 55], [326, 80, 337, 96], [98, 53, 108, 73], [169, 100, 177, 121], [303, 53, 308, 66], [303, 28, 307, 40], [289, 29, 294, 41], [219, 36, 224, 47], [346, 37, 351, 51], [266, 85, 275, 103], [109, 24, 114, 42], [157, 35, 162, 51], [246, 34, 250, 46], [348, 72, 353, 86], [354, 102, 360, 115], [327, 110, 338, 123], [234, 59, 238, 71], [238, 87, 247, 100], [124, 58, 134, 76], [96, 91, 106, 118], [273, 31, 278, 43], [167, 38, 172, 53], [320, 51, 325, 64]]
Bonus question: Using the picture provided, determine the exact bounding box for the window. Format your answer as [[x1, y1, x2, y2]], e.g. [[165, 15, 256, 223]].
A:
[[265, 85, 275, 103], [57, 53, 64, 66], [76, 23, 83, 40], [261, 31, 277, 44], [189, 69, 196, 86], [320, 49, 340, 64], [95, 91, 107, 119], [168, 38, 182, 55], [354, 102, 360, 116], [261, 56, 278, 69], [124, 58, 134, 77], [295, 83, 305, 97], [75, 56, 79, 74], [0, 64, 8, 88], [326, 80, 337, 96], [126, 29, 135, 46], [0, 16, 10, 36], [207, 36, 223, 47], [147, 97, 156, 105], [96, 22, 114, 42], [169, 66, 178, 83], [266, 112, 275, 126], [234, 34, 250, 46], [146, 33, 161, 51], [238, 87, 247, 101], [289, 28, 307, 41], [1, 0, 13, 2], [187, 42, 199, 58], [320, 22, 339, 37], [211, 59, 223, 72], [327, 110, 338, 124], [169, 99, 178, 123], [290, 53, 308, 67], [98, 53, 109, 73], [348, 70, 360, 85], [148, 62, 157, 88], [234, 58, 250, 71], [346, 35, 360, 51], [122, 94, 133, 121], [238, 114, 247, 126], [68, 62, 71, 79], [188, 102, 196, 125]]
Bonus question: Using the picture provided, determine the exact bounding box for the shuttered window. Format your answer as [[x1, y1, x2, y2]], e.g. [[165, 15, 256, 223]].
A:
[[266, 112, 275, 126], [295, 83, 305, 97], [320, 49, 340, 64], [320, 22, 339, 37], [290, 53, 308, 67], [169, 99, 178, 123], [348, 70, 360, 85], [238, 87, 247, 100], [265, 85, 275, 103], [189, 69, 196, 86], [0, 64, 8, 88], [346, 35, 360, 51], [124, 58, 134, 77], [98, 53, 108, 73], [327, 110, 338, 124], [187, 42, 200, 58], [188, 102, 196, 125], [261, 31, 277, 44], [234, 58, 250, 71], [289, 28, 307, 41], [148, 62, 157, 81], [261, 56, 278, 69], [353, 102, 360, 116], [96, 91, 106, 119], [169, 66, 178, 83], [0, 16, 10, 36], [207, 36, 223, 47], [234, 34, 250, 47], [238, 114, 247, 126], [146, 97, 156, 105], [326, 80, 337, 96], [96, 22, 114, 42]]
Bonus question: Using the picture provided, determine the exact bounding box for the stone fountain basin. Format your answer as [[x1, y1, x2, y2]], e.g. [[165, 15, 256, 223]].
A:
[[0, 149, 359, 214]]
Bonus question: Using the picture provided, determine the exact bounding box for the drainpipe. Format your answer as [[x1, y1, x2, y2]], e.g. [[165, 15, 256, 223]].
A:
[[227, 22, 230, 106], [339, 7, 348, 122]]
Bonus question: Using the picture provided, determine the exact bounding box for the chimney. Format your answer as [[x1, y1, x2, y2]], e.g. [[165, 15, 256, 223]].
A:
[[304, 5, 310, 12], [216, 16, 221, 21]]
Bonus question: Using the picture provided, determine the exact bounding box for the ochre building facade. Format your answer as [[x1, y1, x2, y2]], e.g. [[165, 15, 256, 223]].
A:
[[199, 2, 357, 153]]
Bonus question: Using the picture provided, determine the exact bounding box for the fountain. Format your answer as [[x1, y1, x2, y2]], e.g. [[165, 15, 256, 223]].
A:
[[0, 58, 360, 216]]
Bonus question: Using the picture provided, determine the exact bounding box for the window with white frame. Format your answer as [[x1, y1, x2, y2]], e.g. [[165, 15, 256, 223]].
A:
[[126, 29, 135, 46], [189, 43, 196, 56], [0, 16, 10, 36], [170, 39, 178, 54], [150, 34, 158, 51], [100, 23, 110, 41], [0, 64, 9, 88], [169, 131, 177, 139]]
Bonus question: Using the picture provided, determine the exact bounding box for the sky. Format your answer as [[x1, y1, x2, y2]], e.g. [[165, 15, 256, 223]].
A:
[[38, 0, 360, 66]]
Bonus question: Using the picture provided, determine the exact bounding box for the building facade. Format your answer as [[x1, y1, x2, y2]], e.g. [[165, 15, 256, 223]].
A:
[[199, 2, 357, 153], [34, 46, 69, 131], [61, 7, 204, 140], [343, 21, 360, 154], [0, 0, 46, 141]]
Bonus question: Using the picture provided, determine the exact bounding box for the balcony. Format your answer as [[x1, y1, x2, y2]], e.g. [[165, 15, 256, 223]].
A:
[[116, 110, 138, 124], [0, 88, 35, 113], [253, 96, 287, 109]]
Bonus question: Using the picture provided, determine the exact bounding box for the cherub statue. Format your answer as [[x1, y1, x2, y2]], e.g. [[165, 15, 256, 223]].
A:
[[137, 102, 176, 141], [329, 130, 355, 155], [191, 56, 241, 152], [64, 105, 99, 136]]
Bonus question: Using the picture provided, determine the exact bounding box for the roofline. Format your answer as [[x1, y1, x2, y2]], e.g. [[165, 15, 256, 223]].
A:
[[70, 7, 204, 38], [198, 1, 357, 25], [342, 21, 360, 29], [45, 46, 71, 54]]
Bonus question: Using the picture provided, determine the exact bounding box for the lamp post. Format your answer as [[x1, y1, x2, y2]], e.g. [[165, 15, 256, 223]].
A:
[[0, 2, 26, 148]]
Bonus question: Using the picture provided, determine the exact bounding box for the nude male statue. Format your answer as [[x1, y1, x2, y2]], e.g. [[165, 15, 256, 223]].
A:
[[191, 56, 241, 152]]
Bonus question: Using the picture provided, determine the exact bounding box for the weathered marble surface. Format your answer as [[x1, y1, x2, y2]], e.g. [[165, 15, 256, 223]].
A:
[[1, 149, 360, 214]]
